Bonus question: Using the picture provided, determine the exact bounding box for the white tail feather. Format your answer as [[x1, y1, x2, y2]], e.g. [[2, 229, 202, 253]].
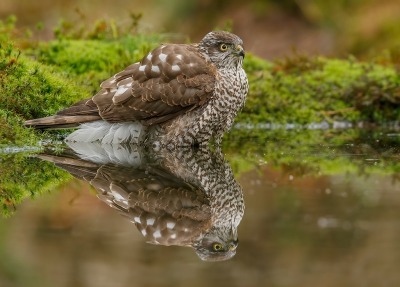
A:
[[111, 122, 143, 144], [65, 120, 147, 144], [66, 121, 111, 143], [101, 124, 121, 144]]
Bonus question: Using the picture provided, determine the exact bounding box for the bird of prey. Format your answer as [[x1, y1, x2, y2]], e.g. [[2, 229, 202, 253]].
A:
[[24, 31, 248, 146], [37, 144, 245, 261]]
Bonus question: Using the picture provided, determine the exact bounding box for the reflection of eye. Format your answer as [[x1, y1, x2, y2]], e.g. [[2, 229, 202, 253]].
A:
[[213, 243, 223, 251], [219, 44, 229, 51]]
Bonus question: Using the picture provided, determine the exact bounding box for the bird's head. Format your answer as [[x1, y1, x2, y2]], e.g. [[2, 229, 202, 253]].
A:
[[192, 225, 239, 262], [199, 31, 245, 69]]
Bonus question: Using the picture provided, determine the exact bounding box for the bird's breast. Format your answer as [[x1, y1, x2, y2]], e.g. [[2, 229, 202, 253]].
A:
[[209, 68, 248, 126]]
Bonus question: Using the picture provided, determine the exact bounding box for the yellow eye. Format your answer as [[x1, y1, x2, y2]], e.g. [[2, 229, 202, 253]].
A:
[[213, 243, 223, 251], [219, 44, 229, 51]]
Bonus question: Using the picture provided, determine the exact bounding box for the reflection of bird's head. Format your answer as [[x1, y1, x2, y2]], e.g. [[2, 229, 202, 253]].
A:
[[192, 225, 239, 262], [199, 31, 245, 69]]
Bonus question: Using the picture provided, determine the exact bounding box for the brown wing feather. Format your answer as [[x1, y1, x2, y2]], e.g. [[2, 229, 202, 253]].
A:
[[25, 44, 215, 129], [56, 98, 99, 117], [92, 44, 215, 125], [100, 63, 140, 88]]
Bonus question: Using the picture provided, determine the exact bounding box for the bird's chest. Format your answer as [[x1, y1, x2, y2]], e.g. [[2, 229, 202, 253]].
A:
[[211, 68, 248, 122]]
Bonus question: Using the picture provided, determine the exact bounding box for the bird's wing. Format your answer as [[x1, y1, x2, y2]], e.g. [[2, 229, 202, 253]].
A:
[[91, 44, 215, 125], [56, 98, 99, 117]]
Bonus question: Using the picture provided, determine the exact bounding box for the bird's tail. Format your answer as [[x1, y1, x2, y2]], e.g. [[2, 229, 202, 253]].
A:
[[23, 115, 102, 130], [64, 121, 148, 144]]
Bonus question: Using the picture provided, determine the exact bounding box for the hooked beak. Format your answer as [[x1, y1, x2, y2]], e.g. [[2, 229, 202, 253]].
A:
[[228, 239, 239, 251], [234, 45, 245, 58]]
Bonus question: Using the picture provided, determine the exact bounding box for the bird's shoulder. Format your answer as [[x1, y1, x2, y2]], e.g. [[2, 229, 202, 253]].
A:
[[100, 43, 215, 88]]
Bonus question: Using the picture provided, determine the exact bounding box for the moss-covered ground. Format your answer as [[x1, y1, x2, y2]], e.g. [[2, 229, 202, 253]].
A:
[[242, 54, 400, 124], [1, 16, 400, 215]]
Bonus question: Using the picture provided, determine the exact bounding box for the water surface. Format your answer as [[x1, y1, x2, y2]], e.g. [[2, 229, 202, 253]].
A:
[[1, 128, 400, 287]]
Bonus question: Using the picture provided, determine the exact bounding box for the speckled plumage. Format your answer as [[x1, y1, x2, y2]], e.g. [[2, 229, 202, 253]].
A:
[[37, 144, 244, 261], [24, 31, 248, 146]]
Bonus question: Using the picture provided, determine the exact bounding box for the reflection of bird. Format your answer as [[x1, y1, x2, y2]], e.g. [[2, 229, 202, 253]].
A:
[[37, 144, 244, 261], [25, 31, 248, 146]]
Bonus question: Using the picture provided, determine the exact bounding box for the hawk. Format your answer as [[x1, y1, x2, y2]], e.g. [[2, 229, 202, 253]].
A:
[[24, 31, 248, 146], [37, 144, 245, 261]]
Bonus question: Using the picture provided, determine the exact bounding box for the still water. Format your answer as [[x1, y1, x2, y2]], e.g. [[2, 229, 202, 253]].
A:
[[1, 128, 400, 287]]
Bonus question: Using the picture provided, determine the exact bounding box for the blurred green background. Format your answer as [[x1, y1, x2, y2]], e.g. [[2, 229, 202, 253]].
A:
[[1, 0, 400, 59]]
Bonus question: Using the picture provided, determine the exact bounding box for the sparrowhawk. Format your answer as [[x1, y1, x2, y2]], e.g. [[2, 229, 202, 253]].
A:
[[24, 31, 248, 146]]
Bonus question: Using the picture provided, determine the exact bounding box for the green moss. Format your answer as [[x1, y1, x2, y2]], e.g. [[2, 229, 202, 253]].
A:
[[0, 54, 89, 120], [0, 110, 38, 146], [240, 54, 400, 124], [0, 40, 94, 147], [33, 34, 162, 93]]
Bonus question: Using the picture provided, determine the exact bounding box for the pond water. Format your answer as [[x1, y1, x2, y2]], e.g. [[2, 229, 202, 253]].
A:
[[1, 128, 400, 287]]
